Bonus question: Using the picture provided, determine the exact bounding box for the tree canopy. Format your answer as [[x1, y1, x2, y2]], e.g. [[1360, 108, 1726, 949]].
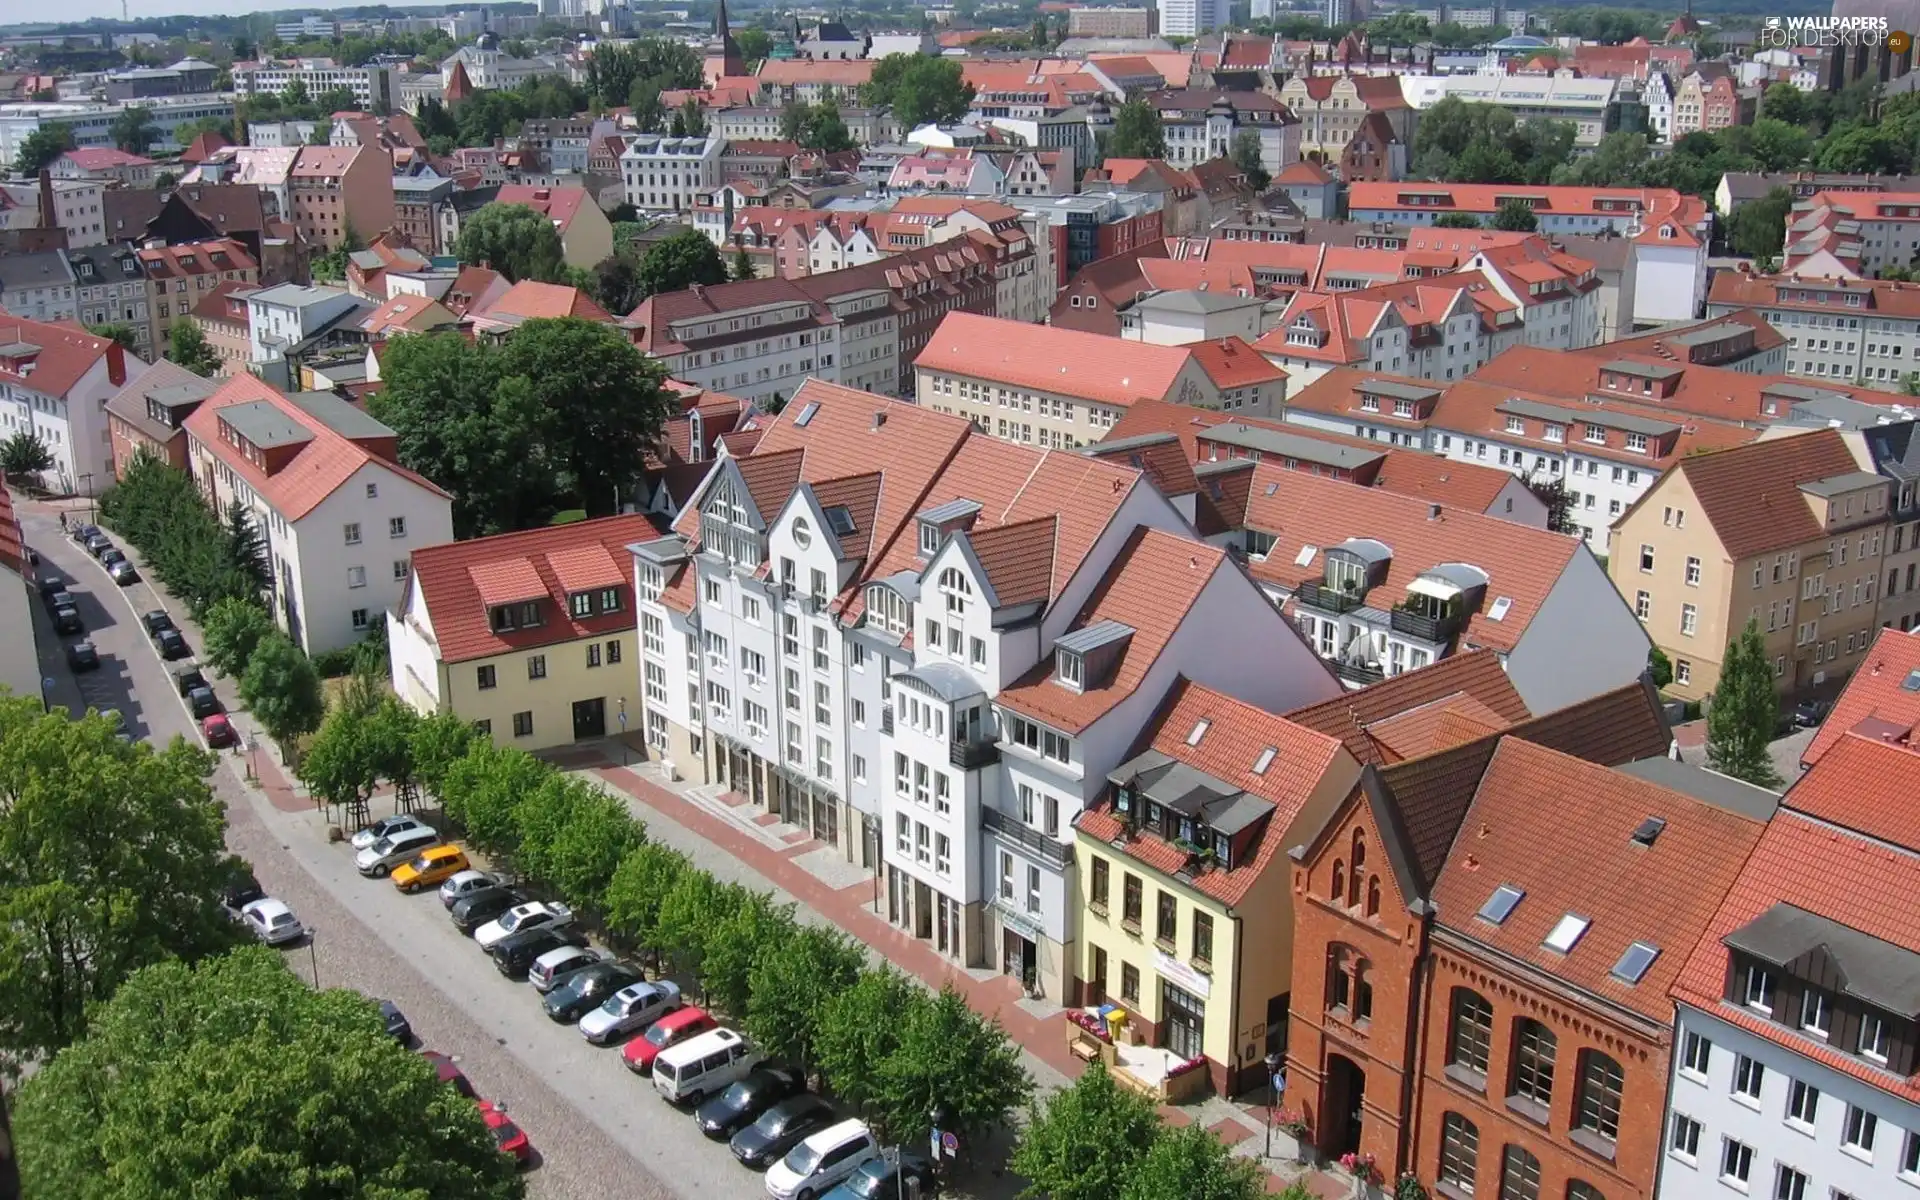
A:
[[1727, 185, 1792, 261], [585, 38, 704, 112], [13, 123, 74, 175], [167, 321, 223, 377], [0, 432, 54, 482], [239, 631, 325, 752], [1706, 619, 1784, 788], [97, 450, 263, 616], [1230, 130, 1269, 191], [108, 106, 160, 155], [861, 54, 974, 128], [1411, 97, 1575, 185], [1105, 98, 1167, 161], [455, 201, 566, 283], [635, 228, 728, 300], [1011, 1062, 1163, 1200]]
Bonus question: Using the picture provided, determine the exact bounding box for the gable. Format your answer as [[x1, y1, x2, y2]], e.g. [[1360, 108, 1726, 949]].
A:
[[1292, 773, 1419, 919]]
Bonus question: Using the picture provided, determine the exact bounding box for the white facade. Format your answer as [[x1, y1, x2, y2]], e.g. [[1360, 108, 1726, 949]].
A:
[[0, 342, 122, 496], [1398, 71, 1617, 147], [0, 253, 79, 324], [235, 63, 397, 111], [246, 285, 361, 365], [440, 46, 565, 91], [1634, 238, 1708, 328], [621, 135, 725, 214], [1158, 0, 1230, 36], [0, 95, 236, 163], [1645, 71, 1674, 145], [247, 120, 323, 148]]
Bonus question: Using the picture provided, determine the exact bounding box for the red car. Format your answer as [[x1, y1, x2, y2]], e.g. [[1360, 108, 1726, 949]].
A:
[[419, 1050, 475, 1099], [477, 1100, 532, 1166], [621, 1005, 716, 1074], [201, 713, 236, 748]]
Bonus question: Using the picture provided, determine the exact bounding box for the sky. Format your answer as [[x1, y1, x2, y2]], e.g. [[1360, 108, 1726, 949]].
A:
[[21, 1, 453, 25]]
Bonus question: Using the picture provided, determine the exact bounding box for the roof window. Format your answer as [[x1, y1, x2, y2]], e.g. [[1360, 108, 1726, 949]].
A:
[[1487, 596, 1513, 622], [1477, 884, 1524, 925], [1252, 747, 1276, 775], [1294, 543, 1318, 568], [1630, 816, 1666, 847], [1186, 718, 1210, 746], [1610, 941, 1660, 985], [1544, 913, 1591, 954], [1903, 668, 1920, 693]]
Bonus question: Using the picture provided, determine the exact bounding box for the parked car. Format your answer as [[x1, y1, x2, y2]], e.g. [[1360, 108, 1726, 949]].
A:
[[527, 944, 607, 993], [823, 1152, 939, 1200], [729, 1093, 838, 1170], [65, 640, 99, 671], [451, 886, 526, 936], [351, 814, 431, 852], [478, 1100, 533, 1167], [623, 1006, 718, 1075], [201, 713, 236, 748], [490, 925, 588, 980], [156, 629, 189, 660], [222, 869, 264, 917], [240, 898, 305, 946], [108, 559, 138, 585], [100, 547, 126, 567], [186, 686, 221, 718], [43, 588, 74, 614], [392, 845, 468, 893], [378, 999, 413, 1044], [142, 609, 174, 637], [53, 606, 83, 636], [36, 577, 63, 602], [420, 1050, 475, 1099], [171, 666, 208, 696], [439, 868, 499, 910], [1794, 698, 1831, 728], [70, 523, 98, 545], [765, 1119, 879, 1200], [355, 826, 440, 878], [84, 534, 112, 559], [541, 961, 643, 1024], [473, 901, 574, 951], [578, 979, 682, 1046], [696, 1065, 810, 1140]]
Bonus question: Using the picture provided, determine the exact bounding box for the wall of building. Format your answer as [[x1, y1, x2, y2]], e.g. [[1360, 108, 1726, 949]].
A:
[[1505, 547, 1654, 714]]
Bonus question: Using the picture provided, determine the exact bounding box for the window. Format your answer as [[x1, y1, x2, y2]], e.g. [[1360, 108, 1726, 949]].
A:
[[347, 565, 366, 588], [1120, 961, 1140, 1004], [476, 664, 496, 690], [525, 652, 548, 681], [1685, 556, 1701, 586], [1090, 857, 1109, 910], [1904, 1129, 1920, 1176], [1122, 873, 1142, 928], [1500, 1145, 1541, 1200], [606, 639, 621, 664], [1670, 1113, 1701, 1161], [1636, 590, 1651, 619], [389, 516, 406, 538], [587, 642, 602, 668], [393, 559, 408, 580], [1744, 965, 1774, 1011], [1680, 604, 1698, 636], [1773, 1166, 1806, 1200], [1733, 1054, 1764, 1102], [1676, 659, 1691, 685], [344, 522, 361, 544], [1843, 1105, 1877, 1156], [1449, 989, 1493, 1078], [1510, 1020, 1557, 1109], [1026, 865, 1040, 913], [1155, 891, 1177, 944], [1439, 1113, 1479, 1191], [1192, 913, 1212, 965], [1566, 1184, 1604, 1200], [1800, 988, 1830, 1038], [1640, 544, 1654, 572], [1786, 1078, 1818, 1127], [1720, 1138, 1753, 1187], [1574, 1051, 1623, 1141], [1860, 1012, 1888, 1061], [1681, 1031, 1711, 1077], [512, 711, 533, 738]]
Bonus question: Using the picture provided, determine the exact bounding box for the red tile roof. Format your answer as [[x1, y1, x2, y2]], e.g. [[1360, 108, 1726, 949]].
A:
[[409, 514, 662, 664], [1433, 738, 1767, 1022], [494, 184, 591, 234], [1785, 730, 1920, 849], [1187, 337, 1286, 390], [915, 312, 1199, 408], [59, 147, 155, 169], [1284, 648, 1530, 766], [1804, 627, 1920, 766], [360, 293, 455, 336], [0, 315, 118, 399], [474, 279, 611, 323], [1658, 429, 1868, 561]]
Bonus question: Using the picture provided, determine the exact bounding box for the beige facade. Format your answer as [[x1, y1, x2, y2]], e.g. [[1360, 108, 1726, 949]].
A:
[[1880, 511, 1920, 632], [915, 359, 1219, 451], [435, 634, 631, 753]]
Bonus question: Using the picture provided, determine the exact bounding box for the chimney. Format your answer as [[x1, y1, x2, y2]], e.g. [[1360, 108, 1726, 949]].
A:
[[871, 410, 887, 430], [37, 168, 55, 231], [1428, 502, 1442, 520]]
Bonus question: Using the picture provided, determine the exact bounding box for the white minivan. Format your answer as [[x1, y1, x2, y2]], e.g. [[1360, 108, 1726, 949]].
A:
[[651, 1027, 761, 1105], [764, 1118, 878, 1200]]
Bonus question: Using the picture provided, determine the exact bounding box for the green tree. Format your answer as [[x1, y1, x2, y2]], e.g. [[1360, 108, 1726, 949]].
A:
[[1106, 98, 1167, 160], [0, 431, 54, 481], [1010, 1061, 1163, 1200], [1706, 619, 1785, 788], [604, 842, 694, 966], [542, 786, 645, 913], [1649, 647, 1674, 690], [816, 967, 920, 1115], [732, 245, 756, 280], [297, 693, 383, 814], [1491, 198, 1539, 231], [863, 54, 975, 128], [239, 632, 324, 755], [408, 708, 479, 800], [14, 947, 524, 1200], [97, 449, 253, 614], [223, 499, 271, 597], [87, 323, 139, 352], [455, 201, 566, 283], [108, 105, 160, 155], [653, 867, 728, 981], [1120, 1125, 1265, 1200], [1433, 212, 1483, 228], [167, 321, 223, 377], [1230, 129, 1269, 191], [591, 251, 644, 314], [439, 741, 548, 860], [736, 27, 772, 63], [0, 698, 240, 1064], [871, 984, 1032, 1147], [200, 595, 277, 678], [676, 96, 708, 137], [1728, 186, 1792, 260], [12, 123, 74, 175], [635, 227, 729, 298], [700, 889, 794, 1018], [745, 925, 866, 1070]]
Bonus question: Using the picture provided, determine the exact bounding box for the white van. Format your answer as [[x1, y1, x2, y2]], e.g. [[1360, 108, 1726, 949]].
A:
[[765, 1118, 878, 1200], [651, 1027, 761, 1105]]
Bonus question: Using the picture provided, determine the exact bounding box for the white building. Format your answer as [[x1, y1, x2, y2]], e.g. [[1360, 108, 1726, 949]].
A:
[[440, 45, 566, 91], [0, 95, 236, 165], [1398, 70, 1618, 147], [0, 316, 131, 496], [235, 61, 398, 111], [0, 251, 79, 328], [183, 376, 453, 655], [1159, 0, 1231, 36], [0, 178, 106, 249], [620, 135, 725, 214], [1645, 71, 1674, 145], [246, 120, 324, 148], [246, 283, 363, 367]]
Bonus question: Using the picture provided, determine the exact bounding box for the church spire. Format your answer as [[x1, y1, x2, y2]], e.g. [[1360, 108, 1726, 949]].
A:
[[717, 0, 746, 78]]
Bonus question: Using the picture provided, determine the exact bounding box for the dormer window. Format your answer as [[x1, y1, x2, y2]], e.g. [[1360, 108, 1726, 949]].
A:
[[489, 601, 542, 632], [571, 592, 593, 618], [1056, 649, 1084, 691]]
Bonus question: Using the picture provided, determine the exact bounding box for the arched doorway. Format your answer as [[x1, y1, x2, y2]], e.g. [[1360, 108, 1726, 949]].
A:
[[1323, 1053, 1366, 1157]]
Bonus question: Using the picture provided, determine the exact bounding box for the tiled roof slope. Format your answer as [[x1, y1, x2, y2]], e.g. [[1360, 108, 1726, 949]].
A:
[[1284, 648, 1529, 767], [408, 514, 663, 663], [1802, 626, 1920, 766], [0, 315, 116, 398], [1667, 428, 1866, 560], [914, 311, 1197, 407], [1469, 346, 1896, 425], [1432, 738, 1767, 1022], [1785, 731, 1920, 849]]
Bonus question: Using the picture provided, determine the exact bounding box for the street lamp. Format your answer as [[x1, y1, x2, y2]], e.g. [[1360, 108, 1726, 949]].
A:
[[1264, 1051, 1285, 1159], [307, 927, 320, 988]]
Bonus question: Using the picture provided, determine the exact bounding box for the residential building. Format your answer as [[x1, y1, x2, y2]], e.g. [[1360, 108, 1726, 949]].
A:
[[1253, 276, 1526, 391], [1347, 183, 1709, 240], [1067, 6, 1154, 37], [233, 60, 398, 112], [1277, 74, 1414, 165], [246, 120, 323, 148], [189, 282, 257, 376], [1341, 113, 1407, 184], [1006, 191, 1165, 284], [915, 313, 1245, 449], [0, 476, 37, 702], [138, 239, 258, 365], [1672, 72, 1743, 138], [65, 243, 153, 357], [102, 58, 219, 102], [438, 44, 564, 92], [49, 148, 156, 188], [620, 136, 726, 215], [104, 359, 216, 475], [392, 173, 453, 252], [389, 515, 658, 751], [287, 145, 396, 253], [183, 376, 453, 654], [1144, 90, 1300, 175], [0, 95, 236, 163], [1714, 170, 1911, 217], [493, 184, 614, 270], [0, 316, 129, 495], [1398, 72, 1619, 147], [245, 283, 366, 368], [1270, 162, 1340, 221], [143, 183, 304, 287], [1118, 289, 1268, 346], [1607, 429, 1892, 702], [1707, 270, 1920, 389], [0, 176, 105, 248], [1159, 0, 1230, 37], [1861, 424, 1920, 633]]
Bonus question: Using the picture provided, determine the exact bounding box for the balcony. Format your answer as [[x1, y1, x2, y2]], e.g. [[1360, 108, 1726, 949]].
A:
[[1333, 659, 1385, 687], [982, 805, 1071, 870], [950, 735, 1001, 770], [1389, 604, 1462, 644], [1295, 581, 1363, 614]]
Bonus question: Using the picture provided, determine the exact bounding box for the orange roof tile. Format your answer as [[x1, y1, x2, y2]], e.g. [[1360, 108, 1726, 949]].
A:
[[0, 314, 117, 400], [915, 312, 1197, 408], [1785, 731, 1920, 848], [1187, 337, 1287, 389], [544, 541, 626, 593], [469, 557, 547, 607], [1804, 627, 1920, 766], [1665, 429, 1869, 561], [1285, 648, 1530, 766]]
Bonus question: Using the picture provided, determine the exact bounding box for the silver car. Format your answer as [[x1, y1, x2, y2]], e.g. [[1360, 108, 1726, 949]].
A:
[[241, 898, 305, 946], [355, 827, 439, 877], [438, 868, 499, 910], [528, 945, 607, 993], [350, 814, 430, 852]]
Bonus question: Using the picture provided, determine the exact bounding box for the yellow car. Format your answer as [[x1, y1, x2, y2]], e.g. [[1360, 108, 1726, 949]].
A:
[[392, 845, 470, 893]]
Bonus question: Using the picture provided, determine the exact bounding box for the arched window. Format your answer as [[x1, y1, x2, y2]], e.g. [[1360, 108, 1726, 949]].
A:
[[1365, 876, 1381, 917], [1439, 1113, 1479, 1191], [1574, 1050, 1624, 1142], [1349, 831, 1366, 906], [1330, 859, 1345, 902], [1510, 1020, 1558, 1108], [1567, 1182, 1606, 1200], [1353, 960, 1373, 1021], [1500, 1145, 1541, 1200], [1448, 988, 1494, 1077], [1327, 946, 1352, 1011]]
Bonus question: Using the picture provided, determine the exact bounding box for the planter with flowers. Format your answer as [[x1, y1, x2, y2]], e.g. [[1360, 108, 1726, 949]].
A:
[[1339, 1152, 1380, 1199], [1274, 1108, 1312, 1164]]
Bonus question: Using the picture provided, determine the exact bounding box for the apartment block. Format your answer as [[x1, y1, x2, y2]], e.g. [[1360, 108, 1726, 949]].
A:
[[0, 316, 129, 495], [1707, 271, 1920, 390], [1783, 190, 1920, 280], [233, 60, 397, 111], [620, 135, 725, 215], [1277, 73, 1413, 163], [287, 145, 396, 253]]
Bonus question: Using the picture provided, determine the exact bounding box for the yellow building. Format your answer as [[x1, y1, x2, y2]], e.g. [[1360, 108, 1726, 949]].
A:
[[1072, 679, 1357, 1097], [387, 514, 661, 752], [1609, 429, 1891, 701]]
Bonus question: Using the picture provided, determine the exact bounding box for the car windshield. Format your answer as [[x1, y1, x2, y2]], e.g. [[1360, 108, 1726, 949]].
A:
[[644, 1020, 679, 1047], [489, 1120, 518, 1147], [408, 855, 434, 872], [844, 1168, 887, 1199], [268, 913, 295, 928], [719, 1080, 753, 1109], [369, 837, 393, 854], [784, 1144, 824, 1176]]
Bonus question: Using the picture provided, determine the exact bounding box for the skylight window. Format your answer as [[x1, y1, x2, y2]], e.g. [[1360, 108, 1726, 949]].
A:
[[1265, 482, 1278, 496], [1477, 884, 1524, 925], [824, 506, 855, 537], [1903, 668, 1920, 693], [1294, 544, 1318, 568], [1252, 747, 1276, 775], [1186, 718, 1210, 746], [793, 401, 820, 427], [1544, 913, 1591, 954], [1487, 596, 1513, 622], [1610, 941, 1660, 985]]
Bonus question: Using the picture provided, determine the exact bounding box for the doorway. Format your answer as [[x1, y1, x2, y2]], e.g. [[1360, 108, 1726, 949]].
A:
[[1003, 928, 1036, 986], [1324, 1054, 1367, 1158], [1163, 981, 1206, 1062], [810, 791, 838, 846], [571, 696, 606, 741]]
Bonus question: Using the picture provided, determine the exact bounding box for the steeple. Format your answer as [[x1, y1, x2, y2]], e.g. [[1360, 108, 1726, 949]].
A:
[[717, 0, 746, 78]]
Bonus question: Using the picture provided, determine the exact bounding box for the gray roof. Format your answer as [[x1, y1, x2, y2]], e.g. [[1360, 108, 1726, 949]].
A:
[[1499, 397, 1678, 438], [1055, 619, 1135, 655], [285, 390, 390, 440], [1107, 748, 1274, 837], [1724, 902, 1920, 1015], [1615, 756, 1782, 821], [1199, 423, 1384, 471], [1135, 289, 1263, 314], [218, 399, 313, 449], [1089, 431, 1182, 456], [896, 660, 983, 702], [629, 535, 690, 566], [1764, 381, 1863, 405], [1799, 470, 1886, 497], [1778, 394, 1915, 432], [0, 250, 76, 291], [1357, 377, 1442, 403], [1600, 359, 1684, 380], [1331, 537, 1392, 566], [248, 282, 350, 309], [103, 358, 209, 446], [919, 498, 982, 525], [1664, 322, 1754, 347], [1421, 562, 1489, 591], [150, 379, 219, 408]]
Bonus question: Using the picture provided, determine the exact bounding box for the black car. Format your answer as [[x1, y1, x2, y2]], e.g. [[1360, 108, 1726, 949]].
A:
[[171, 666, 208, 696], [541, 962, 643, 1024], [108, 559, 138, 586], [490, 925, 589, 979], [156, 629, 189, 660], [36, 576, 62, 602], [1794, 698, 1830, 728], [378, 999, 413, 1044], [143, 610, 175, 637], [45, 589, 75, 614], [65, 641, 100, 672], [728, 1094, 838, 1169], [449, 886, 525, 936], [84, 535, 112, 559], [835, 1153, 940, 1199], [695, 1065, 809, 1140], [69, 523, 98, 546], [222, 869, 265, 916], [54, 606, 83, 636], [187, 686, 222, 718]]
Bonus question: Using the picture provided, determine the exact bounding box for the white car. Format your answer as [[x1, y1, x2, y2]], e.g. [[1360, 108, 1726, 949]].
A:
[[578, 979, 682, 1045], [240, 898, 305, 946], [528, 944, 606, 993], [473, 901, 574, 951], [438, 868, 499, 910], [350, 814, 430, 852], [355, 827, 440, 878], [765, 1118, 878, 1200]]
